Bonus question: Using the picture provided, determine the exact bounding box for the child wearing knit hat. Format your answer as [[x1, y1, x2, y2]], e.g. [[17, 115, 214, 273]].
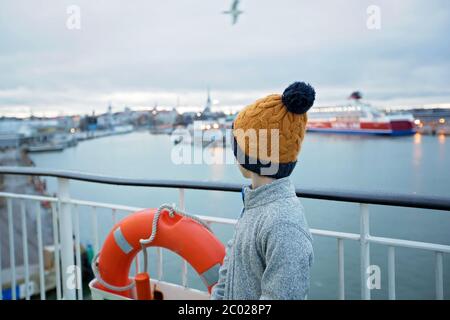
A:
[[211, 82, 315, 300]]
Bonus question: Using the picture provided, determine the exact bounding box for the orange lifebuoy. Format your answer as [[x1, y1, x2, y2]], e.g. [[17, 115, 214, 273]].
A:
[[93, 207, 225, 298]]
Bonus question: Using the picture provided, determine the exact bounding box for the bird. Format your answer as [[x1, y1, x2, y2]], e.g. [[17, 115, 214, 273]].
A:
[[222, 0, 243, 25]]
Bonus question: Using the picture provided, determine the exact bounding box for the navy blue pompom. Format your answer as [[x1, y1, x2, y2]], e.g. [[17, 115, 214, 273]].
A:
[[281, 82, 316, 114]]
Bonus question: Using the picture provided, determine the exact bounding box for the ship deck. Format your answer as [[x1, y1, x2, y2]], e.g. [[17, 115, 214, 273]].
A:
[[1, 166, 449, 300]]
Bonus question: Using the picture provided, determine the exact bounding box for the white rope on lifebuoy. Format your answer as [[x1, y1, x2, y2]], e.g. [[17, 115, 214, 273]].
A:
[[91, 252, 136, 292]]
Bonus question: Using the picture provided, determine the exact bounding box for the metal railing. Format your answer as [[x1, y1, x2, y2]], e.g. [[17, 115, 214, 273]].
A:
[[0, 166, 449, 300]]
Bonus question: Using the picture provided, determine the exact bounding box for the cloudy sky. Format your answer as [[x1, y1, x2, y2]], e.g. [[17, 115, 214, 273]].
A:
[[1, 0, 450, 117]]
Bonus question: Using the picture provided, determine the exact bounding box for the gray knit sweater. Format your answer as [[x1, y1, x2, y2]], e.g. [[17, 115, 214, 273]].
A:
[[211, 177, 314, 300]]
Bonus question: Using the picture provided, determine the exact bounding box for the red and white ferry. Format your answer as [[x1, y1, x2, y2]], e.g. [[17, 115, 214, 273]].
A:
[[307, 96, 415, 136]]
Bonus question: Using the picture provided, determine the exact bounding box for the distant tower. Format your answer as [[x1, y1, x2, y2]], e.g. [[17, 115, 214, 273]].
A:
[[203, 88, 212, 114], [107, 102, 113, 129]]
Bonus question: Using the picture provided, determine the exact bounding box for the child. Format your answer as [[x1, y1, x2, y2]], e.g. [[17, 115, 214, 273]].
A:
[[211, 82, 315, 300]]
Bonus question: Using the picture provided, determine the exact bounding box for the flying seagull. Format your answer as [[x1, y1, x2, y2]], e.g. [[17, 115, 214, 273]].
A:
[[222, 0, 243, 25]]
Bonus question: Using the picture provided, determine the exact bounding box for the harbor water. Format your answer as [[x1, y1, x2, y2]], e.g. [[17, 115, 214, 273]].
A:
[[30, 131, 450, 299]]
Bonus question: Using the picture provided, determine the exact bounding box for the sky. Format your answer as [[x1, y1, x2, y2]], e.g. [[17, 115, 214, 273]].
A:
[[0, 0, 450, 117]]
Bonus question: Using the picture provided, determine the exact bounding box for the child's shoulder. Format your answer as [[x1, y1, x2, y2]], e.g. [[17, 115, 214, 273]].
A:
[[259, 196, 310, 234]]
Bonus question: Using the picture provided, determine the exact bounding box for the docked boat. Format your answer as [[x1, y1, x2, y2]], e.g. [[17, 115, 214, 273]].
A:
[[26, 143, 65, 153], [307, 101, 416, 136]]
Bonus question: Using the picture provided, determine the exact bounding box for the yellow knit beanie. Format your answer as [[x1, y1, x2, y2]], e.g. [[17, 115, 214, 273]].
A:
[[232, 81, 316, 179]]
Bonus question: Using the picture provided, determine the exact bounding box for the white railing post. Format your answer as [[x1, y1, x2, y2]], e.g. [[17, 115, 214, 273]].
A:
[[36, 202, 46, 300], [57, 178, 76, 300], [388, 246, 396, 300], [91, 207, 99, 254], [51, 202, 62, 299], [157, 248, 163, 280], [435, 252, 444, 300], [179, 188, 185, 210], [112, 208, 117, 225], [20, 200, 30, 300], [360, 203, 371, 300], [337, 238, 345, 300], [7, 198, 16, 300], [182, 259, 188, 288], [73, 205, 83, 300], [179, 188, 188, 287], [134, 253, 140, 276]]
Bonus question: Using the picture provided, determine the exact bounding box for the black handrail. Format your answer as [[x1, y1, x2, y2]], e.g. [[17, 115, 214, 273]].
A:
[[1, 166, 450, 211]]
